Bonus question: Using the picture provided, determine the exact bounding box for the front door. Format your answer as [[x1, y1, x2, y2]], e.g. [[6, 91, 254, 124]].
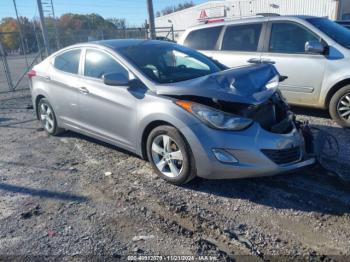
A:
[[260, 21, 327, 106], [77, 48, 138, 151]]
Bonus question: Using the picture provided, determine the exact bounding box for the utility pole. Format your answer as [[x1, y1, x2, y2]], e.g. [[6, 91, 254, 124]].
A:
[[0, 42, 14, 90], [146, 0, 156, 39], [12, 0, 29, 69], [32, 19, 43, 59], [37, 0, 50, 56], [50, 0, 60, 49]]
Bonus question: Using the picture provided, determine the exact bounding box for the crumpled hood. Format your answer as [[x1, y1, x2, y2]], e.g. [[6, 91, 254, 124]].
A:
[[156, 63, 280, 105]]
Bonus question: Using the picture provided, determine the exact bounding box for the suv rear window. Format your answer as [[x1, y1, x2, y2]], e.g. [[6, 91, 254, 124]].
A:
[[222, 23, 262, 51], [184, 26, 222, 50], [54, 49, 81, 74]]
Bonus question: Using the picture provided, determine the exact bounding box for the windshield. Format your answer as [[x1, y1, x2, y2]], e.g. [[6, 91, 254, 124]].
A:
[[307, 18, 350, 49], [118, 43, 222, 84]]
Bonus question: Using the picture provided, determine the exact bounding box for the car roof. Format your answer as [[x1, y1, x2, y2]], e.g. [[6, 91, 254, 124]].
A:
[[185, 15, 319, 30], [92, 39, 174, 50]]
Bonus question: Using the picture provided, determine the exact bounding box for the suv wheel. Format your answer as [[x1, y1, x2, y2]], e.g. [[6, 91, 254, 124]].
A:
[[38, 98, 63, 135], [329, 85, 350, 128], [146, 125, 196, 185]]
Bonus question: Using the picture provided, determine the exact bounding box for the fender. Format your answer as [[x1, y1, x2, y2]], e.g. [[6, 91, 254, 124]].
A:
[[320, 74, 350, 108], [136, 97, 202, 156]]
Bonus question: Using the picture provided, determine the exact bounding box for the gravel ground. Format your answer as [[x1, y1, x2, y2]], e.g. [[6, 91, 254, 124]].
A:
[[0, 89, 350, 261]]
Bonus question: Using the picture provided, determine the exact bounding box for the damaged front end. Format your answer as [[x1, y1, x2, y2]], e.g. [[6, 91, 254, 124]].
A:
[[156, 63, 317, 170], [156, 63, 296, 135], [150, 62, 319, 179]]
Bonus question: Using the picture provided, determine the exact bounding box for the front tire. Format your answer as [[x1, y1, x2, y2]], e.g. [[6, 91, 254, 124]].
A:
[[146, 125, 196, 185], [38, 98, 63, 135], [329, 85, 350, 128]]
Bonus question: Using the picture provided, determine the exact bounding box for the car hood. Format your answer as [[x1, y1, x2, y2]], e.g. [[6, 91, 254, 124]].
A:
[[155, 63, 280, 105]]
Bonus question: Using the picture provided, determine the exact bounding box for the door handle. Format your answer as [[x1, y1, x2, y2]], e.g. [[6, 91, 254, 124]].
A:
[[79, 87, 89, 94], [260, 59, 276, 64], [43, 76, 51, 81], [247, 58, 261, 64]]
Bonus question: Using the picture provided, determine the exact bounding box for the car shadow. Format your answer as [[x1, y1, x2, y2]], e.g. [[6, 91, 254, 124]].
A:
[[0, 160, 78, 173], [291, 106, 331, 119], [59, 131, 142, 159], [184, 168, 350, 216], [0, 183, 88, 202], [60, 124, 350, 215], [57, 121, 349, 216], [183, 122, 350, 216], [0, 118, 38, 130], [0, 117, 14, 123], [0, 88, 29, 95]]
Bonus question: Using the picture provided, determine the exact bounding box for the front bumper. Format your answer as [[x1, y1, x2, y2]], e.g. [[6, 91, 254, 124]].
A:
[[179, 122, 316, 180]]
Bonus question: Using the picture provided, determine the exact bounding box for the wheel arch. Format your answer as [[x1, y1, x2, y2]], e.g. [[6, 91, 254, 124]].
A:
[[140, 120, 175, 160], [35, 94, 46, 120], [325, 78, 350, 108]]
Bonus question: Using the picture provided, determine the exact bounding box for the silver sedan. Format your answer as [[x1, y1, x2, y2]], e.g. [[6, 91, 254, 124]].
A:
[[29, 39, 315, 184]]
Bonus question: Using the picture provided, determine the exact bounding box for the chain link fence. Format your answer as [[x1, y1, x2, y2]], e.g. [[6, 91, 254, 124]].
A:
[[0, 25, 174, 93]]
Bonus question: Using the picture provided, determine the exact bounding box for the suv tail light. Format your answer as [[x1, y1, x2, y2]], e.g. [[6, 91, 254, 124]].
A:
[[27, 69, 36, 79]]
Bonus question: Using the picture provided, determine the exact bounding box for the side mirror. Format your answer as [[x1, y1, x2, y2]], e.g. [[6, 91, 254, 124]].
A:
[[305, 41, 326, 54], [103, 73, 129, 86]]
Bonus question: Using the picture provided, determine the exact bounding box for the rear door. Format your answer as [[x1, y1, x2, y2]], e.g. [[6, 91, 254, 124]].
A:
[[260, 21, 327, 105], [48, 48, 82, 126], [77, 48, 138, 151], [210, 22, 265, 67]]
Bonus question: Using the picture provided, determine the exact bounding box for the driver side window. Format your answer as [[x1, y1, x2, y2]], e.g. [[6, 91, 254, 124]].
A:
[[84, 49, 128, 79], [172, 50, 210, 70], [269, 22, 320, 54]]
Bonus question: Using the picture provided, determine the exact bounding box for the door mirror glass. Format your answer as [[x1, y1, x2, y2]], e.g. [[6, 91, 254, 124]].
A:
[[305, 41, 325, 54], [103, 73, 129, 86]]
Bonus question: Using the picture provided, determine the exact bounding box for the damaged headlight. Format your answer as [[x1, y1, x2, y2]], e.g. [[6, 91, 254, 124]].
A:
[[266, 75, 280, 89], [176, 100, 252, 131]]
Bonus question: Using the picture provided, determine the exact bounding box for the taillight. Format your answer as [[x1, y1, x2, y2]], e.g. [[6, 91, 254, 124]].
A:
[[27, 69, 36, 79]]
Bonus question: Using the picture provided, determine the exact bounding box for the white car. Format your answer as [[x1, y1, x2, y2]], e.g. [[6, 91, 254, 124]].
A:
[[179, 15, 350, 127]]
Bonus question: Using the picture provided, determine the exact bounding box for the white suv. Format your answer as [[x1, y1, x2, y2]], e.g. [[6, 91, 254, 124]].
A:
[[178, 16, 350, 127]]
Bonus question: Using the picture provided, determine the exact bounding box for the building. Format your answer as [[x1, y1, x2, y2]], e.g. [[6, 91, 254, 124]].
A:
[[155, 0, 350, 40]]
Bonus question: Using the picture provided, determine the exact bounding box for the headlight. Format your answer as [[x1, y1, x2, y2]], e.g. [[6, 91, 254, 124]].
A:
[[266, 75, 279, 89], [176, 100, 252, 131]]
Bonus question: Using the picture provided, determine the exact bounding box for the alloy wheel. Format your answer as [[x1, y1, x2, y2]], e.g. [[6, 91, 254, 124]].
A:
[[151, 134, 184, 178], [40, 102, 55, 133], [337, 93, 350, 122]]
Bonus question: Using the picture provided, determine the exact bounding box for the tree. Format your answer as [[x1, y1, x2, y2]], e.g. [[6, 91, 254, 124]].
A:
[[0, 17, 20, 51], [0, 13, 130, 51], [18, 16, 37, 52], [107, 18, 126, 29], [156, 1, 194, 17]]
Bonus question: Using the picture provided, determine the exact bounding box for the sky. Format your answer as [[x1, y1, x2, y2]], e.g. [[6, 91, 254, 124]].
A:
[[0, 0, 209, 26]]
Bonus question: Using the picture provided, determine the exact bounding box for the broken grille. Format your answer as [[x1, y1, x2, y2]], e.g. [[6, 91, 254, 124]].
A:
[[262, 147, 301, 165]]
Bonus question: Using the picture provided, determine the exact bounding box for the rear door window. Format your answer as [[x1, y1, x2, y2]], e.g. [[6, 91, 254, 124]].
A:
[[221, 23, 262, 51], [184, 26, 223, 50], [269, 22, 319, 54], [54, 49, 81, 74]]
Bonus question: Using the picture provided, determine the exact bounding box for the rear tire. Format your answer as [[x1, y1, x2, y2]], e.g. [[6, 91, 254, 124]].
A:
[[329, 85, 350, 128], [146, 125, 196, 185], [38, 98, 63, 136]]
